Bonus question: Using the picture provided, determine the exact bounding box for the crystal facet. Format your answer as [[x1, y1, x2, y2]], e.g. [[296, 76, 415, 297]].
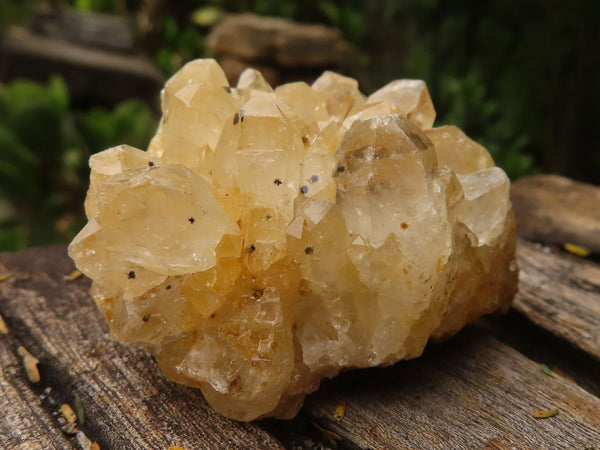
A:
[[69, 59, 518, 421]]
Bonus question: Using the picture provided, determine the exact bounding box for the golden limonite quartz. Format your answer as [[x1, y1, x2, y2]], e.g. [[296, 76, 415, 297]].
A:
[[69, 59, 518, 421]]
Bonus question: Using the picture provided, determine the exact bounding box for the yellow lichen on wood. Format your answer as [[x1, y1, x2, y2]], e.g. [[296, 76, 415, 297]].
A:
[[564, 243, 590, 257], [0, 272, 13, 282], [17, 345, 40, 383], [533, 408, 559, 419], [61, 403, 78, 423], [0, 314, 8, 335]]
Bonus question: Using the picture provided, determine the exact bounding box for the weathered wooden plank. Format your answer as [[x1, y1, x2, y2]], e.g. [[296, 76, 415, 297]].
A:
[[475, 309, 600, 401], [511, 175, 600, 253], [303, 331, 600, 449], [515, 238, 600, 360], [0, 245, 283, 450], [2, 239, 600, 449], [0, 332, 72, 449], [1, 27, 164, 106]]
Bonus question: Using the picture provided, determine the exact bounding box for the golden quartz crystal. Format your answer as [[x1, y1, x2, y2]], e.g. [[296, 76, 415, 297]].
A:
[[69, 59, 518, 421]]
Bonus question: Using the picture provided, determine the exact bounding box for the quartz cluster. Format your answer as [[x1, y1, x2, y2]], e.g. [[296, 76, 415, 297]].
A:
[[69, 59, 518, 421]]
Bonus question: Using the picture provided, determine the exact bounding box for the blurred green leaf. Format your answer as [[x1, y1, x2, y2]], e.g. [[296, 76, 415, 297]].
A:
[[76, 100, 156, 153], [163, 16, 179, 45], [0, 0, 34, 26], [319, 2, 340, 24], [0, 77, 69, 115], [112, 100, 156, 149], [191, 6, 223, 27], [0, 77, 157, 251], [14, 106, 63, 158], [72, 0, 119, 14], [0, 223, 28, 252], [47, 77, 70, 112], [74, 0, 93, 11]]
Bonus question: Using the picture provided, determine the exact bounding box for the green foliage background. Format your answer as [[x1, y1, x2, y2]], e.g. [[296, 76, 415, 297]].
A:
[[0, 77, 155, 251], [0, 0, 598, 251]]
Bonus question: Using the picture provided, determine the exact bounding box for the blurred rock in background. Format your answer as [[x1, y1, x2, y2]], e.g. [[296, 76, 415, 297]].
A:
[[1, 4, 164, 108], [207, 13, 355, 86]]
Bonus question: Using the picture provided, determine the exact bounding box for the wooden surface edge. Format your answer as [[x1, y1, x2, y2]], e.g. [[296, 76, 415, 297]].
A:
[[302, 331, 600, 449], [515, 238, 600, 360], [1, 241, 599, 449]]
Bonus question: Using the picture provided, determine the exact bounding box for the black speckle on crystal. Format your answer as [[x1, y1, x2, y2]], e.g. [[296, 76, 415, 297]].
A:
[[148, 161, 155, 167], [128, 271, 136, 279], [336, 166, 346, 173], [305, 247, 313, 255], [142, 315, 149, 322], [188, 217, 195, 224], [300, 185, 308, 194], [274, 179, 283, 186], [166, 285, 172, 290], [310, 174, 319, 183], [233, 113, 240, 125]]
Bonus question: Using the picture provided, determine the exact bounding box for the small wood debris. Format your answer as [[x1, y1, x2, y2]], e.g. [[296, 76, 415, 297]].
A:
[[45, 387, 59, 408], [564, 243, 590, 257], [76, 431, 92, 450], [540, 363, 556, 378], [61, 403, 78, 423], [74, 394, 86, 424], [334, 400, 346, 421], [0, 313, 8, 334], [77, 434, 101, 450], [61, 422, 79, 435], [533, 408, 559, 419], [64, 270, 83, 281], [0, 272, 13, 282], [17, 345, 40, 383], [3, 364, 17, 376], [310, 420, 341, 448]]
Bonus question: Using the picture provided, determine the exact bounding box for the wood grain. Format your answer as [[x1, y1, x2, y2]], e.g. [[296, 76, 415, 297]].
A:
[[0, 245, 283, 450], [1, 27, 164, 106], [303, 331, 600, 449], [511, 174, 600, 253], [515, 239, 600, 360], [1, 243, 600, 449], [0, 332, 71, 449]]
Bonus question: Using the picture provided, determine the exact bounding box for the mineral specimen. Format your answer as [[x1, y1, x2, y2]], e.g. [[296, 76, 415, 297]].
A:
[[68, 59, 518, 421]]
